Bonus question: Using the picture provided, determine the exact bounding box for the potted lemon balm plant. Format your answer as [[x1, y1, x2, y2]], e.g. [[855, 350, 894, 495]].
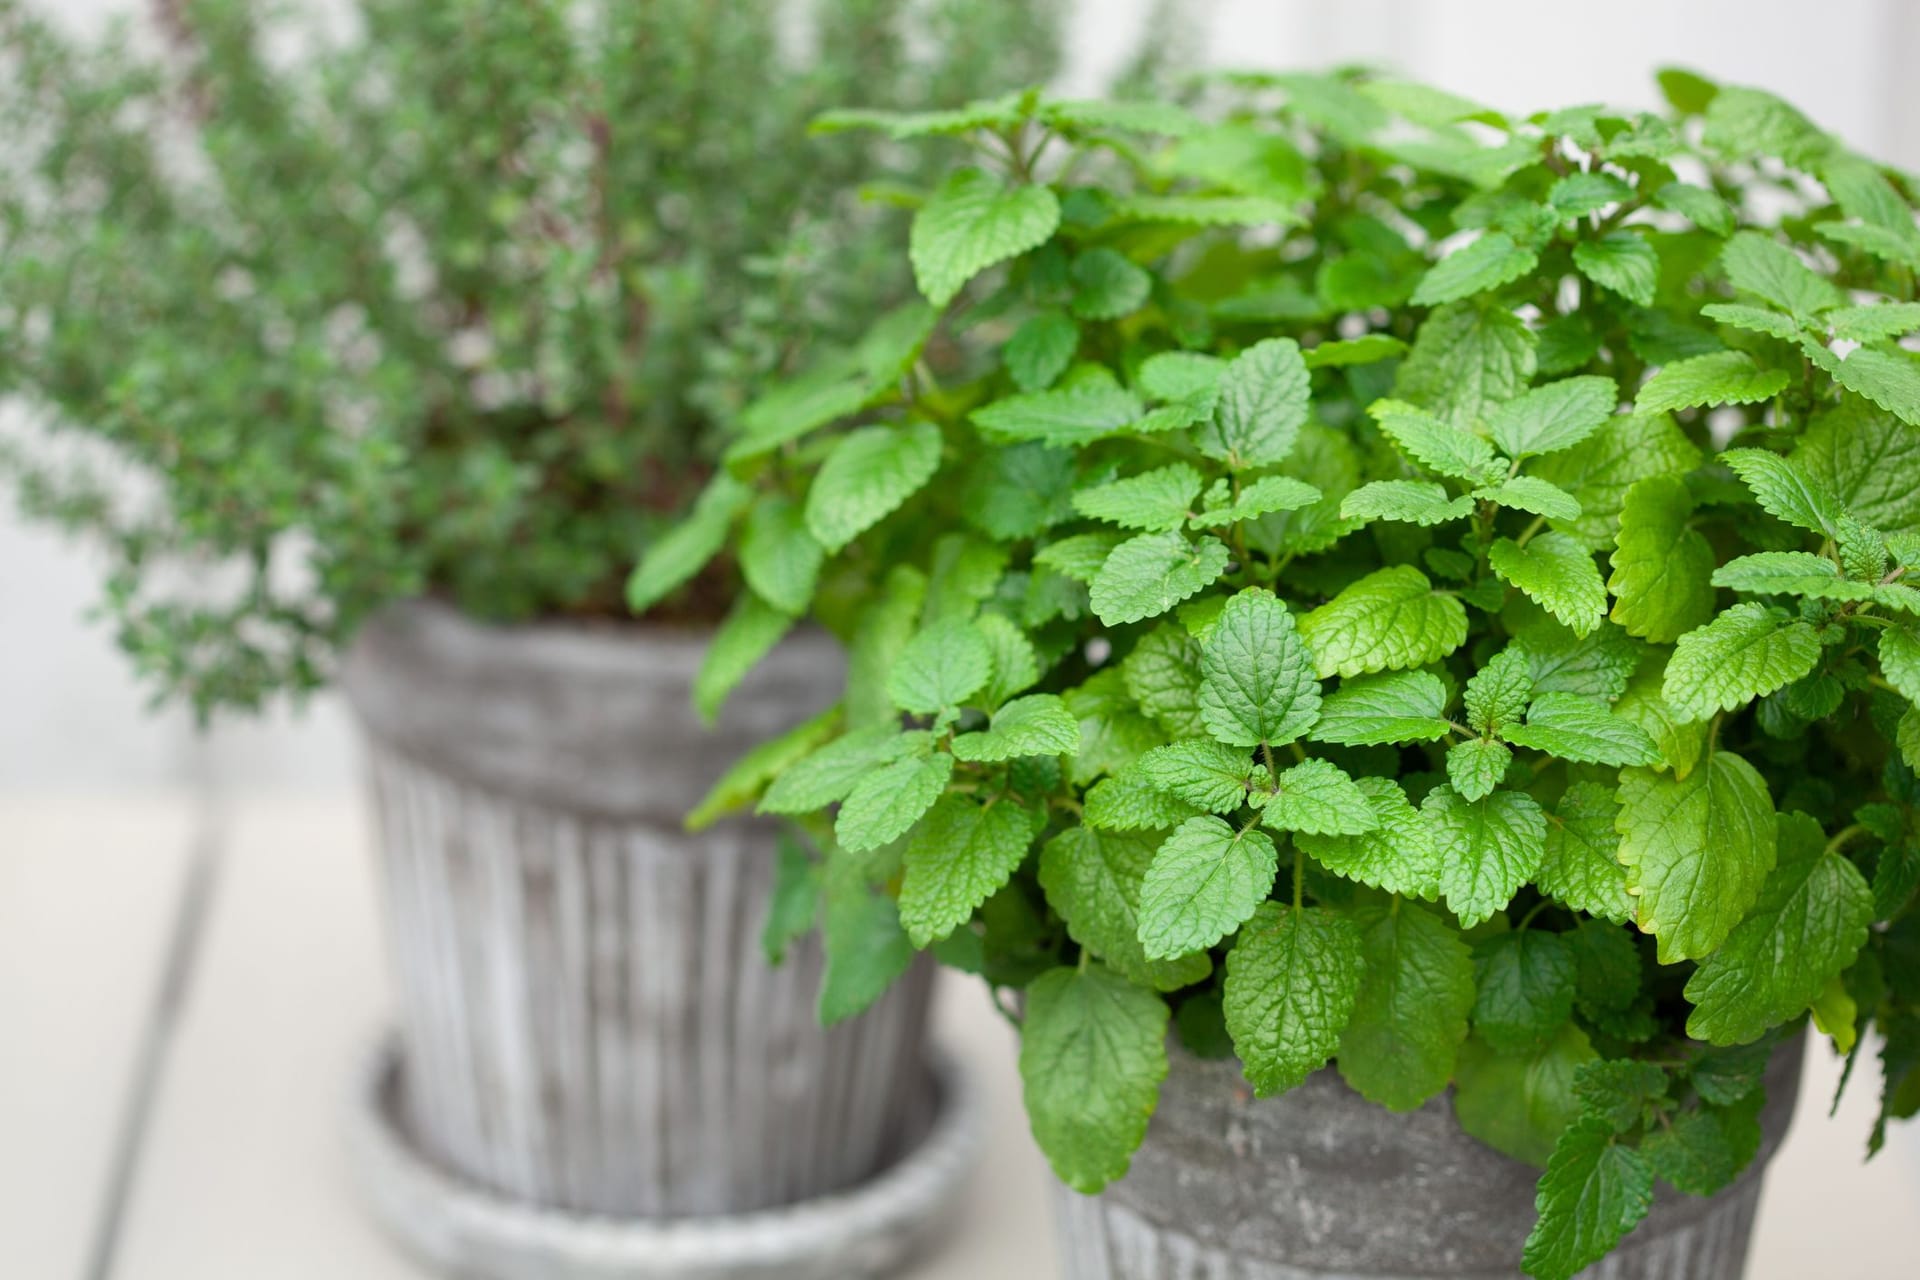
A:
[[677, 69, 1920, 1278]]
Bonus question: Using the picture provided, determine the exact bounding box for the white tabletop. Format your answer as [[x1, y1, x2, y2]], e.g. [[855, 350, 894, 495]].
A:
[[3, 788, 1915, 1278]]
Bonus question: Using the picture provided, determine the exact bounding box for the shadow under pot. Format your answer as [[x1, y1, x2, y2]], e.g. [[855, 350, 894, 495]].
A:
[[340, 599, 960, 1277], [1053, 1034, 1804, 1280]]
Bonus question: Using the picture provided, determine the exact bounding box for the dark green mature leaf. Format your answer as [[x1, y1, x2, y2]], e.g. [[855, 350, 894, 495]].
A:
[[1808, 344, 1920, 428], [1071, 247, 1152, 321], [1199, 589, 1323, 746], [1090, 532, 1231, 626], [1490, 533, 1608, 637], [1195, 338, 1311, 468], [806, 420, 944, 552], [1521, 1117, 1655, 1280], [739, 496, 825, 615], [694, 593, 796, 721], [1336, 900, 1474, 1109], [1309, 670, 1451, 746], [761, 834, 820, 965], [1121, 624, 1208, 737], [911, 167, 1061, 305], [1793, 400, 1920, 534], [1663, 603, 1822, 721], [1882, 623, 1920, 704], [1299, 566, 1469, 678], [1473, 930, 1579, 1053], [1039, 829, 1212, 992], [1139, 815, 1279, 960], [1685, 812, 1874, 1044], [1423, 785, 1548, 927], [1456, 1024, 1598, 1166], [1297, 777, 1442, 900], [1224, 903, 1366, 1095], [1004, 310, 1080, 392], [1533, 411, 1703, 549], [1576, 1059, 1670, 1133], [1020, 965, 1169, 1192], [1608, 475, 1716, 642], [974, 376, 1147, 446], [1574, 231, 1660, 307], [1616, 753, 1778, 963], [1722, 230, 1844, 320]]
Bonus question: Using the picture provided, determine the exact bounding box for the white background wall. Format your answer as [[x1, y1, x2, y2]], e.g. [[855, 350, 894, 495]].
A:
[[5, 0, 1919, 790]]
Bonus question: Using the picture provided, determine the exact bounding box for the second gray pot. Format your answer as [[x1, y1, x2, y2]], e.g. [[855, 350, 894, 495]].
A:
[[343, 599, 938, 1221], [1054, 1038, 1804, 1280]]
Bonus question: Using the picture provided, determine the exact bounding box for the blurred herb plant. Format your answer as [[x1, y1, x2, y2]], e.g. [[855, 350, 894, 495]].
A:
[[0, 0, 1072, 713], [668, 70, 1920, 1278]]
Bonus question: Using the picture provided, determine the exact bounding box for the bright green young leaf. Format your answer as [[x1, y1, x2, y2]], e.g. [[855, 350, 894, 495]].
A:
[[1721, 230, 1844, 320], [1473, 930, 1579, 1054], [1224, 903, 1366, 1095], [1395, 302, 1539, 429], [1570, 230, 1658, 306], [1299, 565, 1469, 678], [1549, 172, 1632, 217], [1138, 815, 1279, 960], [1701, 302, 1804, 342], [1616, 753, 1778, 962], [1297, 777, 1442, 900], [1301, 333, 1409, 368], [964, 443, 1077, 541], [1722, 447, 1845, 536], [1411, 231, 1539, 306], [1474, 476, 1583, 521], [1512, 619, 1642, 701], [1448, 738, 1513, 802], [1608, 474, 1716, 642], [689, 706, 843, 831], [1195, 338, 1311, 469], [1263, 758, 1380, 835], [1635, 352, 1790, 415], [899, 793, 1039, 945], [1137, 739, 1262, 813], [1806, 344, 1920, 428], [761, 725, 925, 815], [1073, 464, 1203, 532], [1465, 647, 1533, 734], [1039, 828, 1213, 993], [886, 617, 993, 714], [910, 167, 1061, 306], [1424, 785, 1548, 927], [1368, 398, 1502, 480], [1309, 670, 1452, 746], [1504, 693, 1662, 766], [1662, 602, 1821, 721], [1655, 180, 1736, 235], [1536, 779, 1634, 924], [805, 420, 943, 552], [1490, 533, 1609, 636], [1710, 551, 1873, 601], [693, 593, 795, 722], [1881, 623, 1920, 703], [1521, 1118, 1656, 1280], [1336, 900, 1474, 1110], [1190, 475, 1324, 528], [1531, 410, 1703, 549], [975, 612, 1040, 708], [1341, 479, 1476, 526], [1199, 588, 1323, 747], [1083, 768, 1205, 832], [972, 376, 1146, 446], [1089, 531, 1231, 626], [835, 750, 953, 853], [1792, 400, 1920, 534], [1826, 302, 1920, 344], [1019, 965, 1169, 1193], [951, 693, 1080, 762], [738, 496, 825, 616]]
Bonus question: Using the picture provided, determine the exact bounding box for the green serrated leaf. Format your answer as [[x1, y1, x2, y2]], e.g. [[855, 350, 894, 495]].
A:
[[1663, 602, 1822, 721], [1199, 588, 1322, 747], [805, 420, 943, 552], [1300, 565, 1469, 679], [1090, 531, 1231, 626], [1710, 551, 1874, 601], [1575, 232, 1660, 307], [1607, 474, 1716, 642], [1019, 964, 1169, 1193], [1412, 231, 1539, 306], [1474, 929, 1578, 1053], [1368, 398, 1501, 480], [1336, 900, 1474, 1109], [1263, 758, 1380, 835], [1505, 693, 1662, 766], [1521, 1118, 1655, 1280], [1190, 475, 1323, 528], [761, 834, 820, 965], [1297, 777, 1442, 900], [1071, 247, 1153, 321], [738, 496, 825, 616], [1490, 532, 1608, 636], [1224, 903, 1366, 1095], [1341, 479, 1476, 526], [1685, 812, 1874, 1044], [762, 725, 924, 815], [973, 376, 1146, 446], [911, 168, 1061, 305], [1309, 670, 1452, 746], [1038, 828, 1212, 992], [900, 793, 1039, 945], [1722, 230, 1844, 320], [1466, 647, 1534, 734], [1475, 475, 1582, 521], [1073, 464, 1203, 532], [1138, 815, 1279, 960], [834, 751, 953, 853], [693, 593, 796, 722], [1194, 338, 1311, 469], [1792, 400, 1920, 534], [1004, 310, 1080, 392], [1636, 352, 1790, 415], [690, 706, 843, 830], [1701, 302, 1805, 342], [1826, 302, 1920, 344], [818, 857, 915, 1025], [1136, 738, 1260, 813], [1448, 738, 1513, 801], [951, 693, 1080, 762], [1424, 785, 1548, 927], [1083, 767, 1206, 832], [1538, 780, 1634, 924], [628, 473, 750, 612], [1396, 302, 1538, 429], [1808, 343, 1920, 428], [1616, 752, 1778, 963], [1457, 1024, 1598, 1167], [1722, 447, 1845, 537], [887, 618, 992, 714], [1654, 181, 1735, 235], [1489, 375, 1619, 461], [1532, 410, 1703, 549]]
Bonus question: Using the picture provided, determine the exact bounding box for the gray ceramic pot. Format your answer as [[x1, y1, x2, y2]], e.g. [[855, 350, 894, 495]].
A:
[[342, 599, 938, 1221], [1053, 1037, 1804, 1280]]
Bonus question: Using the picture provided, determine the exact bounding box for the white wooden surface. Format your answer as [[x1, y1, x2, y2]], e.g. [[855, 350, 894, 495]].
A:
[[0, 788, 1914, 1278]]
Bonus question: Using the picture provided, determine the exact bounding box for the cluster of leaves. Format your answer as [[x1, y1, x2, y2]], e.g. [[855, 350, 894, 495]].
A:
[[663, 69, 1920, 1277], [0, 0, 1074, 713]]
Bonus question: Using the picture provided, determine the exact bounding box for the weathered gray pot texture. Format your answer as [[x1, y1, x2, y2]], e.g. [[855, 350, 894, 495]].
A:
[[342, 599, 938, 1221], [1053, 1037, 1804, 1280]]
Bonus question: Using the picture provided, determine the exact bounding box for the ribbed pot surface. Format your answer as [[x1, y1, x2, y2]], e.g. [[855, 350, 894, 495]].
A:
[[1053, 1037, 1803, 1280], [345, 599, 936, 1218]]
